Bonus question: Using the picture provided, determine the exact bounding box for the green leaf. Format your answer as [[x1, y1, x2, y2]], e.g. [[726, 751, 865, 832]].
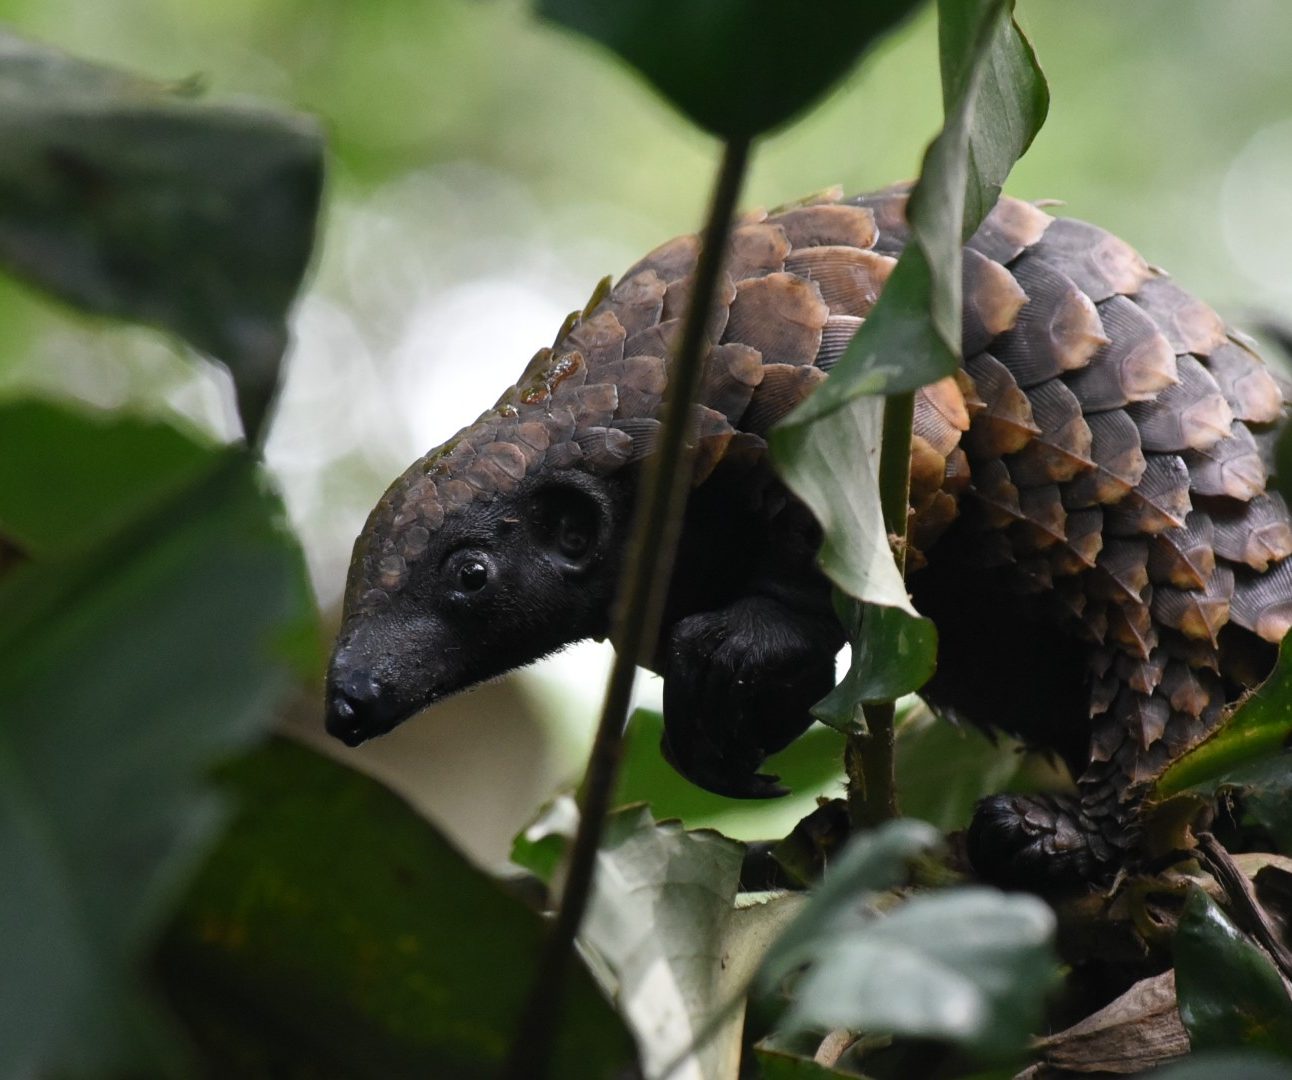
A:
[[0, 398, 216, 558], [757, 819, 942, 989], [0, 31, 325, 442], [1156, 637, 1292, 797], [755, 1046, 859, 1079], [1174, 886, 1292, 1058], [579, 806, 802, 1080], [0, 400, 314, 1078], [771, 887, 1057, 1064], [1146, 1052, 1292, 1080], [894, 706, 1026, 833], [158, 739, 638, 1079], [770, 0, 1048, 704], [613, 708, 846, 835], [534, 0, 924, 139]]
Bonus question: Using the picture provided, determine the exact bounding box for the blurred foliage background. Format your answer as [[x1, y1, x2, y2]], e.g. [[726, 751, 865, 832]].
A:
[[4, 0, 1291, 865]]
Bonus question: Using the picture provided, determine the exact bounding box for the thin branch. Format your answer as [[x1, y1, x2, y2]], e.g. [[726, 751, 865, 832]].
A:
[[1197, 831, 1292, 983], [847, 390, 914, 828], [502, 134, 752, 1080]]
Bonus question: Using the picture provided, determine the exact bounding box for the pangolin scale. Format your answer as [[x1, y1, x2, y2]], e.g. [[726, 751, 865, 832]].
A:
[[326, 183, 1291, 887]]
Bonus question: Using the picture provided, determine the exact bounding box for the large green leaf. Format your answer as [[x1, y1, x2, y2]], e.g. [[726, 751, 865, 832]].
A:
[[1156, 637, 1292, 797], [1174, 887, 1292, 1058], [770, 0, 1048, 704], [0, 32, 324, 442], [534, 0, 924, 139], [158, 738, 637, 1079], [756, 821, 1056, 1064], [0, 399, 313, 1078]]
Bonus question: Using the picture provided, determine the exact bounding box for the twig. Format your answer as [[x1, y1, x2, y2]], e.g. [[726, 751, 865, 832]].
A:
[[502, 135, 752, 1080], [1197, 831, 1292, 983], [846, 390, 914, 828]]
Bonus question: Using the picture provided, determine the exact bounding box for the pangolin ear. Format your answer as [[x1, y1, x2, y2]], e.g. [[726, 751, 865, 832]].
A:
[[525, 483, 605, 576]]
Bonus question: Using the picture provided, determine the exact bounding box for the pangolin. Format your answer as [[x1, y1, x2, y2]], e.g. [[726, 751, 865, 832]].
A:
[[324, 183, 1291, 887]]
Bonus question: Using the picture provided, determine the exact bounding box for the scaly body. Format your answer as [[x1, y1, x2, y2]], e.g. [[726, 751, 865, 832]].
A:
[[326, 185, 1291, 886]]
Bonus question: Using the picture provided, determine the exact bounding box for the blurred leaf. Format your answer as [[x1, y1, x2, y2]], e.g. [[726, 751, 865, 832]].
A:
[[894, 706, 1025, 833], [1147, 1052, 1292, 1080], [1233, 755, 1292, 854], [770, 887, 1057, 1063], [579, 806, 801, 1080], [0, 399, 313, 1079], [614, 708, 845, 829], [510, 791, 579, 884], [1156, 637, 1292, 797], [534, 0, 924, 138], [757, 819, 942, 988], [1174, 886, 1292, 1058], [0, 397, 215, 557], [0, 31, 324, 442], [770, 0, 1047, 705], [755, 1046, 858, 1078], [159, 738, 637, 1079]]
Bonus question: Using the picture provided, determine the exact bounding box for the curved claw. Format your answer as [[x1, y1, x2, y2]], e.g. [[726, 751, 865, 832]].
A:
[[967, 792, 1105, 889], [659, 725, 789, 799]]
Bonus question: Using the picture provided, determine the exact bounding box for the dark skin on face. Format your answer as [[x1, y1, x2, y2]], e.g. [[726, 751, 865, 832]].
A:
[[325, 461, 845, 799]]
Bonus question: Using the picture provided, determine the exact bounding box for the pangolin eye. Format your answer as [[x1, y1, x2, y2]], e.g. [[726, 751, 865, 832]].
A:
[[458, 560, 489, 592]]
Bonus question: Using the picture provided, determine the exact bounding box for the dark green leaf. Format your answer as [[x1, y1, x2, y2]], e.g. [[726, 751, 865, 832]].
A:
[[0, 400, 313, 1078], [0, 398, 216, 558], [770, 0, 1048, 705], [0, 31, 325, 441], [756, 1046, 858, 1078], [159, 739, 637, 1079], [1156, 637, 1292, 797], [534, 0, 924, 138], [1174, 886, 1292, 1057]]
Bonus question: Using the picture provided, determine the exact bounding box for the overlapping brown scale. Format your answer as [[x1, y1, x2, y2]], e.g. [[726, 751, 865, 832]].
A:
[[1093, 539, 1150, 603], [1204, 340, 1286, 424], [962, 248, 1028, 355], [815, 314, 862, 371], [690, 405, 737, 485], [1159, 627, 1222, 673], [1011, 483, 1067, 551], [1006, 378, 1093, 485], [966, 196, 1054, 264], [1152, 566, 1234, 644], [1063, 297, 1178, 412], [768, 203, 878, 250], [1252, 427, 1282, 481], [1229, 559, 1292, 642], [962, 352, 1040, 458], [943, 446, 972, 498], [1103, 453, 1192, 536], [1027, 217, 1154, 301], [1160, 659, 1216, 716], [782, 246, 896, 317], [1105, 595, 1158, 661], [662, 273, 737, 342], [625, 318, 682, 360], [844, 184, 910, 254], [1147, 511, 1216, 589], [722, 273, 829, 364], [563, 307, 629, 370], [604, 270, 667, 336], [699, 343, 764, 420], [740, 363, 828, 435], [1049, 507, 1104, 575], [570, 382, 619, 429], [603, 355, 668, 420], [1183, 422, 1266, 499], [910, 434, 949, 505], [992, 256, 1107, 387], [1131, 275, 1228, 355], [725, 223, 792, 280], [1061, 410, 1146, 509], [1114, 649, 1168, 696], [573, 426, 635, 475], [619, 233, 699, 285], [910, 490, 960, 557], [1125, 355, 1233, 452], [1111, 689, 1170, 751], [609, 417, 661, 461], [969, 457, 1024, 529], [1209, 494, 1292, 572], [913, 376, 970, 456]]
